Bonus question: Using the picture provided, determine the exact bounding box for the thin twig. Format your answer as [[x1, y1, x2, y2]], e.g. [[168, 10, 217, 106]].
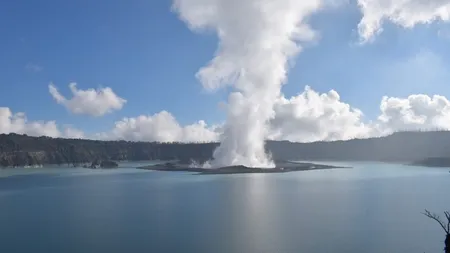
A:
[[422, 209, 449, 234], [445, 211, 450, 235]]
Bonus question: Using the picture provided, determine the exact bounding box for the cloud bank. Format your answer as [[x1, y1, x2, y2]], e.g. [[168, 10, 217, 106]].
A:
[[0, 107, 83, 138], [106, 88, 450, 143], [102, 111, 219, 143], [49, 83, 126, 117], [4, 87, 450, 143]]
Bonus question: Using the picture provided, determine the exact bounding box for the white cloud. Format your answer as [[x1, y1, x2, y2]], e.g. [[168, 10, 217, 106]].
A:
[[49, 83, 126, 117], [0, 108, 87, 139], [3, 88, 450, 143], [269, 86, 374, 142], [357, 0, 450, 42], [0, 107, 60, 137], [63, 126, 85, 139], [378, 94, 450, 132], [94, 87, 450, 143], [268, 87, 450, 142], [104, 111, 219, 143]]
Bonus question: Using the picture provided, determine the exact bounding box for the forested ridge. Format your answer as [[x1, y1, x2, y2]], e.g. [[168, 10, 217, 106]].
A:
[[1, 131, 450, 167], [0, 133, 217, 167]]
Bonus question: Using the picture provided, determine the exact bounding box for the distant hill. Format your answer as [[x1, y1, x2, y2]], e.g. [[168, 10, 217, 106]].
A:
[[1, 131, 450, 167], [267, 131, 450, 163], [411, 157, 450, 167], [0, 133, 217, 167]]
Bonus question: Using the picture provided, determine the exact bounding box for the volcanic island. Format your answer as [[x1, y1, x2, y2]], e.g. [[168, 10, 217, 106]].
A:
[[137, 160, 350, 175]]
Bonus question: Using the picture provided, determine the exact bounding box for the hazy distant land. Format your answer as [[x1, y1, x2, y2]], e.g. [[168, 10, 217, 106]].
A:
[[3, 131, 450, 168], [410, 157, 450, 168]]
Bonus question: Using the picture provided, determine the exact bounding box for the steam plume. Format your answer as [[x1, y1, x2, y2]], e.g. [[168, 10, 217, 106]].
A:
[[173, 0, 322, 168]]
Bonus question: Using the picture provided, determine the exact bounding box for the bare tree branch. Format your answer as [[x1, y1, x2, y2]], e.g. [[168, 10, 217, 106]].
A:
[[445, 211, 450, 234], [422, 209, 449, 234]]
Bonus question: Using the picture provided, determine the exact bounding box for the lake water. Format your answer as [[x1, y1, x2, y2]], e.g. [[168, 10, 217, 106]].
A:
[[0, 161, 449, 253]]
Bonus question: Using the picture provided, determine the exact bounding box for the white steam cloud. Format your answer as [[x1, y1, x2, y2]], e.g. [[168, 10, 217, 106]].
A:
[[173, 0, 323, 168]]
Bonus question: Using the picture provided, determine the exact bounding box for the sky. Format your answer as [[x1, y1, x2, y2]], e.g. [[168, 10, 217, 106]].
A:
[[2, 0, 450, 143]]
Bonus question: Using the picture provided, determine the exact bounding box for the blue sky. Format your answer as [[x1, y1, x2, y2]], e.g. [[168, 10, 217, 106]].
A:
[[2, 0, 450, 140], [0, 0, 223, 134]]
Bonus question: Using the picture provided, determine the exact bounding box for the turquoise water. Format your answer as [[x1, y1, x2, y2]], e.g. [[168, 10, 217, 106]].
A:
[[0, 161, 448, 253]]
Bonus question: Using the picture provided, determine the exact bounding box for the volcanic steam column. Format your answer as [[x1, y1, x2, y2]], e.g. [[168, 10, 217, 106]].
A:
[[173, 0, 322, 168]]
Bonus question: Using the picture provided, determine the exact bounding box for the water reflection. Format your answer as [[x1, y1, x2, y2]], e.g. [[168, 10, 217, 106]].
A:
[[239, 174, 282, 252], [0, 162, 448, 253]]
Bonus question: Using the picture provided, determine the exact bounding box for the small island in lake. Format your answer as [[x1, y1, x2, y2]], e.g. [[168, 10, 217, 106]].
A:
[[411, 157, 450, 168], [83, 160, 119, 169], [138, 160, 349, 175]]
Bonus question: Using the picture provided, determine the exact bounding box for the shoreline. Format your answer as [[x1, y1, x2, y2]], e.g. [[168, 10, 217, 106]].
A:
[[137, 161, 351, 175]]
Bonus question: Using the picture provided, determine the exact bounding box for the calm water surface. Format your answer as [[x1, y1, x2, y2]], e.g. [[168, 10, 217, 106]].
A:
[[0, 161, 449, 253]]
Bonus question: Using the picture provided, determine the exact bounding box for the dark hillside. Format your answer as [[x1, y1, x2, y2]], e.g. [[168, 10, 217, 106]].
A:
[[0, 134, 217, 167], [1, 131, 450, 167], [268, 131, 450, 162]]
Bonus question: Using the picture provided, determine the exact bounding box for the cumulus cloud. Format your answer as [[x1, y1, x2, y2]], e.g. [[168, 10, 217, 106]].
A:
[[0, 107, 60, 137], [104, 111, 219, 143], [269, 86, 374, 142], [0, 107, 216, 142], [4, 88, 450, 143], [357, 0, 450, 42], [49, 83, 126, 117], [377, 94, 450, 132], [93, 87, 450, 143], [0, 108, 87, 139], [268, 87, 450, 142]]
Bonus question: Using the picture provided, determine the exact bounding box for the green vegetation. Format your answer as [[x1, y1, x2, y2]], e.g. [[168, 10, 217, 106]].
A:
[[2, 130, 450, 167], [0, 133, 216, 167]]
